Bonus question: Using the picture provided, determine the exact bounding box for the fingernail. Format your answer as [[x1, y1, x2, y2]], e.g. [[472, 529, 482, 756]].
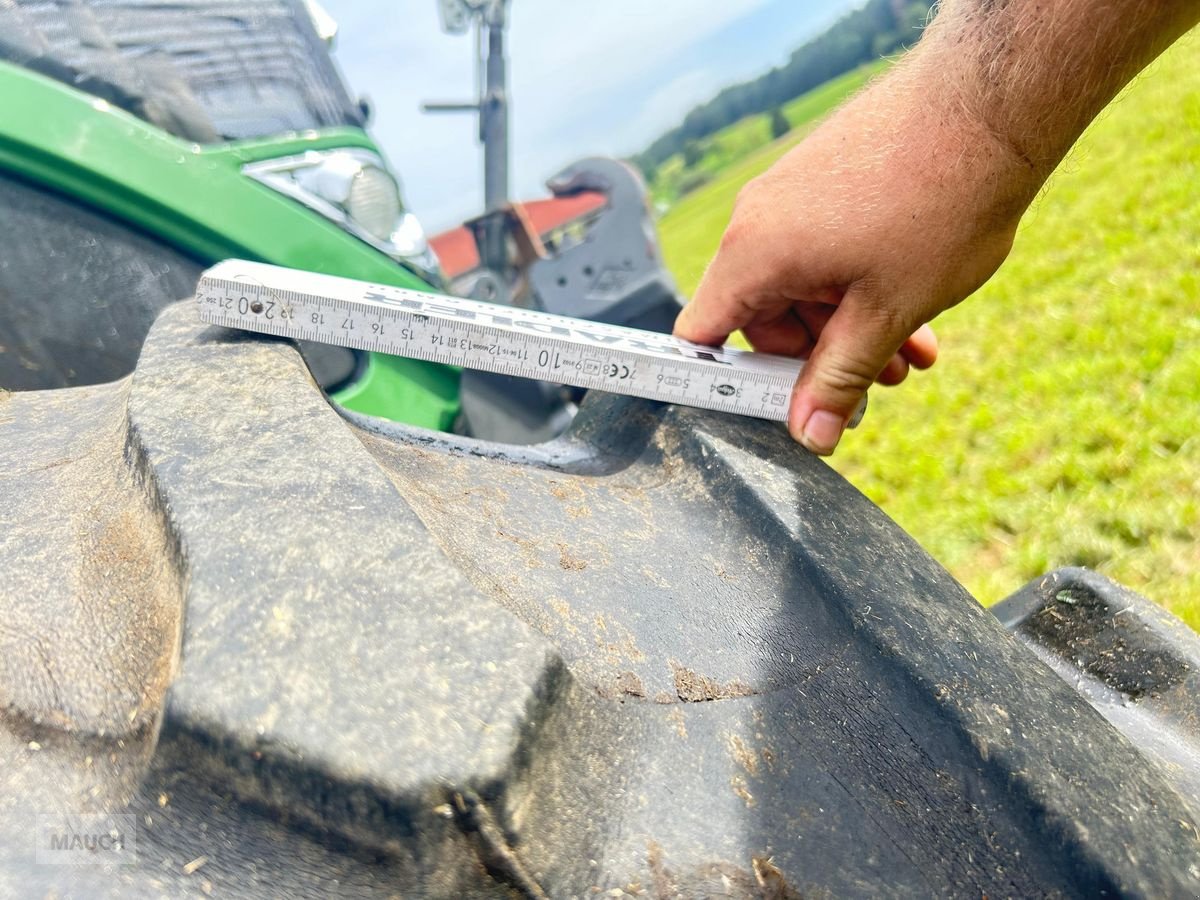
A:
[[800, 410, 845, 456]]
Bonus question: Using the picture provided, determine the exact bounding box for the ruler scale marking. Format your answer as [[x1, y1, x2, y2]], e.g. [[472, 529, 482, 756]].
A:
[[195, 260, 865, 426]]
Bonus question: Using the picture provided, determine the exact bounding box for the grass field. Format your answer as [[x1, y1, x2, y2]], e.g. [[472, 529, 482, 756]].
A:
[[658, 37, 1200, 627], [649, 62, 887, 208]]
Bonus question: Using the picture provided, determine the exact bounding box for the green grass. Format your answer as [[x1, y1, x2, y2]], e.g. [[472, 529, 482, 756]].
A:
[[659, 37, 1200, 628], [649, 61, 888, 208]]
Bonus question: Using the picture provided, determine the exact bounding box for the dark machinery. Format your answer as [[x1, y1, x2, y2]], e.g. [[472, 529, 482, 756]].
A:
[[1, 304, 1198, 896]]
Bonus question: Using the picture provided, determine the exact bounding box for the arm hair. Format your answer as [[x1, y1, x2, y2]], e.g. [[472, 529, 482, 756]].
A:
[[914, 0, 1199, 179]]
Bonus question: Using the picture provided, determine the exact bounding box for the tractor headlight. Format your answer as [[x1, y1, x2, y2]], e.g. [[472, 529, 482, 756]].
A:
[[343, 165, 402, 241], [243, 149, 442, 283]]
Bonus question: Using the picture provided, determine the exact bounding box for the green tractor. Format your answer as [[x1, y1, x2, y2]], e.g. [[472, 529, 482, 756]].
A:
[[0, 0, 463, 427], [0, 0, 684, 442]]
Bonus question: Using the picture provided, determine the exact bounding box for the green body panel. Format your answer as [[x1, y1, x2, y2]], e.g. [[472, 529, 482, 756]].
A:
[[335, 352, 462, 422], [0, 62, 460, 430]]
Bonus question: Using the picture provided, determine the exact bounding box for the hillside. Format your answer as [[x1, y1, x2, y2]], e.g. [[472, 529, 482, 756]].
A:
[[648, 61, 887, 207], [636, 0, 933, 180], [658, 36, 1200, 627]]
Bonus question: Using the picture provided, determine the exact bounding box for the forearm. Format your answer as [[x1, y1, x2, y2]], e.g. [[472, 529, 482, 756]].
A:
[[914, 0, 1199, 184]]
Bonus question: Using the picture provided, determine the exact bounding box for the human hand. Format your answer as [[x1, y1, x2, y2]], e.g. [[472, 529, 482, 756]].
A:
[[673, 67, 1037, 455]]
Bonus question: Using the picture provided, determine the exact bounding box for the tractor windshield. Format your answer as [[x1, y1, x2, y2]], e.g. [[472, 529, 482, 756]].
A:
[[0, 0, 364, 143]]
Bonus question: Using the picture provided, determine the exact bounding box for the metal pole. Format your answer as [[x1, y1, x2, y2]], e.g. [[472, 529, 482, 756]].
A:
[[480, 6, 509, 272], [423, 1, 512, 284], [482, 16, 508, 210]]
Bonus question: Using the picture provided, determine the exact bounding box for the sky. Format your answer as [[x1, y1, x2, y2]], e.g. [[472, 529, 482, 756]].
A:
[[322, 0, 859, 231]]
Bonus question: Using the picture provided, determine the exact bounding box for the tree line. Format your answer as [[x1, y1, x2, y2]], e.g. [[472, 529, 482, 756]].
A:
[[633, 0, 935, 180]]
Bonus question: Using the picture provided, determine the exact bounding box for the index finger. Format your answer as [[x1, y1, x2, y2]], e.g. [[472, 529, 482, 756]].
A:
[[673, 247, 770, 346]]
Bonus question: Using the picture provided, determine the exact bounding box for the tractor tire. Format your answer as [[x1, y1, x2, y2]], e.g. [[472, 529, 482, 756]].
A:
[[1, 302, 1198, 897]]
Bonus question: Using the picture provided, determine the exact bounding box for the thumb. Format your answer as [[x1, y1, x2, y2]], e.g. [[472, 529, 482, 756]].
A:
[[789, 290, 916, 455]]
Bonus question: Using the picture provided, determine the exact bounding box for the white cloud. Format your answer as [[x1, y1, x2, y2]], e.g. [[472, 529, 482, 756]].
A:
[[507, 0, 771, 120], [605, 67, 728, 155]]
